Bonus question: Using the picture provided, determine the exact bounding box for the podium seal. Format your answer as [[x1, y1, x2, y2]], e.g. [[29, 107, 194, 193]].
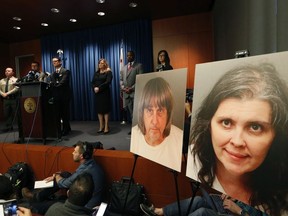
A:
[[24, 98, 36, 113]]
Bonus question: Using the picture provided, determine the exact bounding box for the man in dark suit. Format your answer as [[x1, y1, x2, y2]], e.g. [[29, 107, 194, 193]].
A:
[[120, 51, 143, 126], [50, 57, 71, 139]]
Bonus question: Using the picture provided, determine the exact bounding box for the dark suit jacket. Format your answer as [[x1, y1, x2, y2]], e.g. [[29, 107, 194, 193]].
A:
[[50, 67, 71, 100], [120, 62, 143, 100]]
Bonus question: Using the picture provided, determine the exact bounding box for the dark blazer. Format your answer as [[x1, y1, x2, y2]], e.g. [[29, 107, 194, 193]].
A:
[[156, 64, 173, 72], [50, 67, 71, 99], [120, 62, 143, 99]]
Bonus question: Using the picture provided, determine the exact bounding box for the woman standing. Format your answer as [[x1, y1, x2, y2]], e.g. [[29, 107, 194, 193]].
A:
[[91, 59, 113, 134], [156, 50, 173, 72]]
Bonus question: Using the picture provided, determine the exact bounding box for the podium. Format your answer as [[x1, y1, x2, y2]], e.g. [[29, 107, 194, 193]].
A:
[[19, 82, 58, 144]]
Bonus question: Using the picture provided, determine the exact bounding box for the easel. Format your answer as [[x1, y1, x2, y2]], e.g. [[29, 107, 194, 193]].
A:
[[185, 180, 201, 216], [168, 162, 201, 216], [122, 154, 139, 215], [169, 169, 182, 216], [123, 146, 202, 216], [122, 154, 184, 216]]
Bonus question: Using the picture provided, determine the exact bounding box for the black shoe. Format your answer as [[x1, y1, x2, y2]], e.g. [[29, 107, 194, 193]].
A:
[[103, 130, 110, 135], [48, 97, 54, 104], [128, 131, 131, 135], [2, 127, 13, 133], [97, 129, 104, 134], [21, 187, 34, 201], [140, 204, 157, 216], [62, 130, 70, 136], [15, 138, 24, 144], [57, 138, 63, 142]]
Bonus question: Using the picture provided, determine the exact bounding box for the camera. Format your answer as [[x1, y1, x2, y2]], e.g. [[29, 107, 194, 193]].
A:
[[186, 89, 193, 102], [1, 199, 17, 216]]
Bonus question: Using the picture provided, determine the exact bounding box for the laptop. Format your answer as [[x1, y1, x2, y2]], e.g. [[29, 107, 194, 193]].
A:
[[200, 188, 233, 216], [0, 199, 17, 216]]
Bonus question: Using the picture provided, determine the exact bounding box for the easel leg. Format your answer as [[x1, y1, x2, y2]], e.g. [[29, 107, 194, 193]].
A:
[[122, 154, 139, 215], [170, 170, 181, 216], [185, 180, 201, 216]]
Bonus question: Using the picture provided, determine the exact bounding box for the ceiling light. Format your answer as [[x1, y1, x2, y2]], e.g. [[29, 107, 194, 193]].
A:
[[69, 19, 77, 23], [13, 17, 22, 21], [129, 2, 138, 8], [96, 0, 105, 3], [13, 26, 21, 30], [51, 8, 60, 13], [41, 23, 49, 27], [98, 12, 105, 16]]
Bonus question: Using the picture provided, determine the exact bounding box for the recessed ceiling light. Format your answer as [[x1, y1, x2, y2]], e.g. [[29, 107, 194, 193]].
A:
[[13, 26, 21, 30], [13, 17, 22, 21], [96, 0, 105, 3], [51, 8, 60, 13], [129, 2, 138, 8], [69, 19, 77, 23], [41, 23, 49, 27], [98, 12, 105, 16]]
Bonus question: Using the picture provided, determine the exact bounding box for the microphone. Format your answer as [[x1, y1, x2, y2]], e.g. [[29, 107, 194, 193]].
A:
[[34, 72, 40, 80], [26, 70, 40, 81]]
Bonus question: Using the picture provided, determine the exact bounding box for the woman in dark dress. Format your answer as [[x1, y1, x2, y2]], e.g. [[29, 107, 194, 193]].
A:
[[91, 59, 113, 134], [156, 50, 173, 71]]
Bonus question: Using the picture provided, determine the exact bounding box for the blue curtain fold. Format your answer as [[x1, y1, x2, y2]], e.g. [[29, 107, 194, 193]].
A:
[[41, 19, 153, 121]]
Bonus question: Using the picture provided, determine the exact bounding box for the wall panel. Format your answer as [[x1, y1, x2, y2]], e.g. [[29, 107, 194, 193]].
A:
[[152, 13, 214, 88]]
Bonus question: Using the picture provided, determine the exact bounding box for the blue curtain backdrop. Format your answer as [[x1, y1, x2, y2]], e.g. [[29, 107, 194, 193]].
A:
[[41, 19, 153, 121]]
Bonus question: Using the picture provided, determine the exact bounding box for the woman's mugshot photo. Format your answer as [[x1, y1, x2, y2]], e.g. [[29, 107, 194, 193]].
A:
[[186, 51, 288, 216]]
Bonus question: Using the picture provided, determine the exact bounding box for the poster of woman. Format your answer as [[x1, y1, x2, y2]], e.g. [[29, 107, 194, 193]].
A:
[[187, 51, 288, 215]]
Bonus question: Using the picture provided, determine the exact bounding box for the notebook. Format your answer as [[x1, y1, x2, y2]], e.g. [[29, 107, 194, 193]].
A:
[[0, 199, 17, 216], [200, 188, 233, 216], [95, 202, 107, 216]]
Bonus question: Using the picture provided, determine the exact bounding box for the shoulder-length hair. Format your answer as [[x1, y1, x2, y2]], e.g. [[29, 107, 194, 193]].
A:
[[137, 77, 174, 138], [191, 63, 288, 215], [157, 50, 171, 65], [96, 58, 110, 73]]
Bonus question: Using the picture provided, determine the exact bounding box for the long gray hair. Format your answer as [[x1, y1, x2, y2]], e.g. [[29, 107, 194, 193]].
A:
[[191, 63, 288, 215]]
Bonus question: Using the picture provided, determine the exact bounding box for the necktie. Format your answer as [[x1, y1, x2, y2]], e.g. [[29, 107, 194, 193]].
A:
[[128, 63, 132, 71], [5, 77, 9, 93]]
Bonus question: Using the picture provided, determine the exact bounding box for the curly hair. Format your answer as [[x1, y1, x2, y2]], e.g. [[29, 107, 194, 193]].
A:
[[190, 63, 288, 215]]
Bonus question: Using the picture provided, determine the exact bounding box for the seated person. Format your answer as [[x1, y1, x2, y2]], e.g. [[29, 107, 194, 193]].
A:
[[22, 141, 105, 214], [17, 207, 32, 216], [0, 175, 31, 216], [0, 175, 16, 200], [45, 173, 94, 216], [140, 192, 269, 216]]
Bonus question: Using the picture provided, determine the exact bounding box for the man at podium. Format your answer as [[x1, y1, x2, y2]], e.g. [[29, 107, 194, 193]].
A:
[[24, 61, 49, 82]]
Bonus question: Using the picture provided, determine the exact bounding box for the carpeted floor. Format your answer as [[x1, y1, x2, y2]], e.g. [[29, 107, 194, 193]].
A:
[[0, 121, 132, 150]]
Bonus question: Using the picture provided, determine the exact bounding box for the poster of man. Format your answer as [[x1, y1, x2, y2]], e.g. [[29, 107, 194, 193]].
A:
[[186, 51, 288, 215], [130, 69, 187, 172]]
